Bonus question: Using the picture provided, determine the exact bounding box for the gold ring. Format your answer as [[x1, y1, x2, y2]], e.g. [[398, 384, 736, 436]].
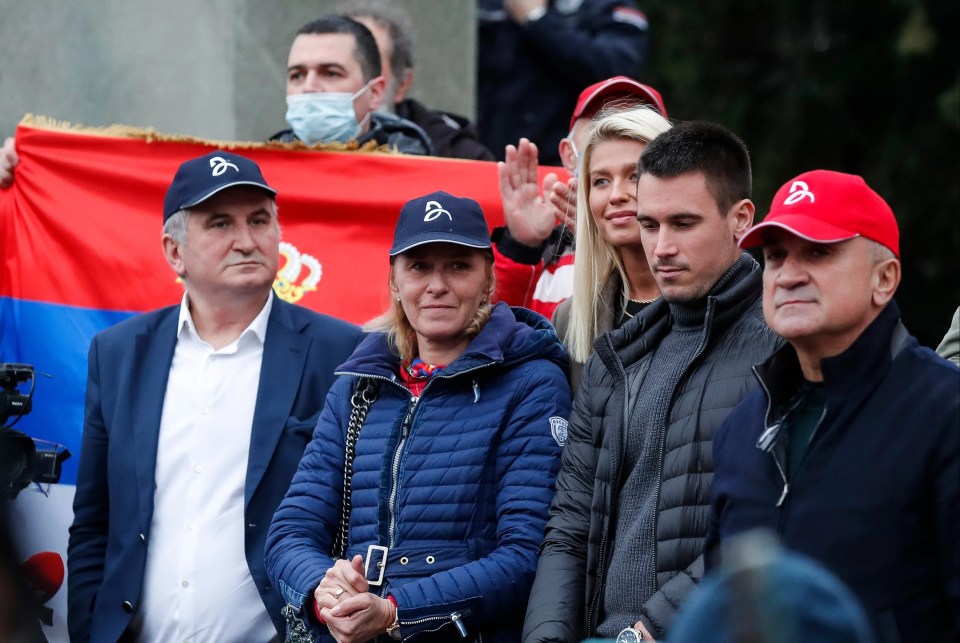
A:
[[333, 588, 345, 600]]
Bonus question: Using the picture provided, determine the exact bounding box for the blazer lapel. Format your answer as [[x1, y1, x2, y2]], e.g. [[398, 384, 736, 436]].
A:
[[132, 309, 179, 531], [245, 301, 310, 509]]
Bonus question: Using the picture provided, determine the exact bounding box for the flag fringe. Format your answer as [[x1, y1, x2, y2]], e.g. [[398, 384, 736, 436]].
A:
[[18, 114, 394, 154]]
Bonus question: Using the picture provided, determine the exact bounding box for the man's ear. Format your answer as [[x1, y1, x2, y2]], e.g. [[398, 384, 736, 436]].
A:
[[729, 199, 756, 241], [558, 137, 577, 175], [394, 69, 414, 103], [872, 258, 901, 307], [162, 234, 186, 278], [366, 75, 388, 112]]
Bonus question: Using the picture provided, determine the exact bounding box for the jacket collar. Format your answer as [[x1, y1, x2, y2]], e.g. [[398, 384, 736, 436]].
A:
[[755, 301, 906, 414], [244, 299, 313, 509], [130, 300, 313, 524], [337, 302, 567, 382], [596, 253, 763, 378]]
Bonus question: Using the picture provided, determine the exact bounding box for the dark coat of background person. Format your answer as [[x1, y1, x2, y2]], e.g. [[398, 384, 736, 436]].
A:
[[477, 0, 648, 165], [67, 300, 362, 642], [396, 97, 495, 161], [634, 0, 959, 347]]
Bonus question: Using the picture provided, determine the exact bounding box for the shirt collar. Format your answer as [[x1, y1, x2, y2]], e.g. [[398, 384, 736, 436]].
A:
[[177, 290, 274, 347]]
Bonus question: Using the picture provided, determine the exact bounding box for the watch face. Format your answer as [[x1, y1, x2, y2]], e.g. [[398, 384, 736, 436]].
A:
[[616, 628, 642, 643]]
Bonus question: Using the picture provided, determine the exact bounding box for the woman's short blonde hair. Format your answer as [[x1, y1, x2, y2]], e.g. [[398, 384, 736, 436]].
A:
[[566, 106, 673, 362], [364, 248, 496, 362]]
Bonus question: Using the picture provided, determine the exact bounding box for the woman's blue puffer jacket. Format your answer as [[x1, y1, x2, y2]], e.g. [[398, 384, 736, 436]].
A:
[[266, 304, 572, 642]]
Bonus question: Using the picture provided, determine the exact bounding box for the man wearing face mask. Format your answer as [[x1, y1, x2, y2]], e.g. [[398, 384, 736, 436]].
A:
[[271, 15, 434, 156], [493, 76, 667, 320]]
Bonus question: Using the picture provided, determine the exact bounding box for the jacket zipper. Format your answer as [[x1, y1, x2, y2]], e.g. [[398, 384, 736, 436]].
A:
[[755, 368, 829, 510], [388, 393, 421, 549], [403, 609, 471, 637], [586, 335, 622, 634], [755, 369, 790, 506], [647, 304, 714, 584], [371, 363, 493, 634], [587, 302, 716, 633], [386, 363, 494, 550]]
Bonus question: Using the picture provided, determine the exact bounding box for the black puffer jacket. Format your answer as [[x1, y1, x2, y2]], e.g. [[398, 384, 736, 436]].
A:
[[523, 255, 782, 642], [396, 98, 495, 161]]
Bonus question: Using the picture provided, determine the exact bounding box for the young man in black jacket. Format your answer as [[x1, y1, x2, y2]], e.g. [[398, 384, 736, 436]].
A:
[[523, 122, 782, 642], [708, 170, 960, 643]]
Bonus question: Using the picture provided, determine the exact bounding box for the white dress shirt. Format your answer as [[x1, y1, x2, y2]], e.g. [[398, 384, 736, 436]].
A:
[[137, 293, 278, 643]]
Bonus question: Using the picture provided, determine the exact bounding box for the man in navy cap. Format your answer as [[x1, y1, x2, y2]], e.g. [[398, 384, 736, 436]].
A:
[[67, 150, 362, 642]]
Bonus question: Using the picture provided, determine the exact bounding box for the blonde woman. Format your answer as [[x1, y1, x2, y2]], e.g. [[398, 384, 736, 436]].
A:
[[553, 107, 672, 389]]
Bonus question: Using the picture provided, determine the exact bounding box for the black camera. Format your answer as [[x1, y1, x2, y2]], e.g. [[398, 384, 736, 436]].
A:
[[1, 363, 70, 499]]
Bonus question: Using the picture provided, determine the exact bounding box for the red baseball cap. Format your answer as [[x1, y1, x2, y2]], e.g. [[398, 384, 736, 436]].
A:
[[739, 169, 899, 258], [569, 76, 668, 130]]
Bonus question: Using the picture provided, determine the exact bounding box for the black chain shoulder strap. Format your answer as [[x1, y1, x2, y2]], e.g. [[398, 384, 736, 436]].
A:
[[283, 377, 381, 643], [332, 377, 380, 559]]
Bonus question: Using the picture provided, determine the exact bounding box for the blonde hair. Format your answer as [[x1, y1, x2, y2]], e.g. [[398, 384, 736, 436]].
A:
[[566, 107, 673, 362], [364, 250, 496, 362]]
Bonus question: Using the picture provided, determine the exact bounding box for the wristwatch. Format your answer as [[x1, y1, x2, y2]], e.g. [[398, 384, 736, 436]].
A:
[[616, 626, 646, 643], [386, 614, 402, 640]]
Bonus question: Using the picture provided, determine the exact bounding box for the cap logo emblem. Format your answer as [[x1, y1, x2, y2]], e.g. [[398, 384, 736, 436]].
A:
[[209, 156, 239, 177], [424, 200, 452, 222], [783, 180, 815, 205]]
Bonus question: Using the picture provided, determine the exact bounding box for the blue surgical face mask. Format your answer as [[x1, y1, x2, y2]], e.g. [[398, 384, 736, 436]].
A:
[[285, 83, 371, 144]]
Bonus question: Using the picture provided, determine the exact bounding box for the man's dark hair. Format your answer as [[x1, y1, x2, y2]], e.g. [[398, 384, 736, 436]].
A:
[[342, 0, 415, 86], [296, 15, 382, 81], [638, 121, 752, 215]]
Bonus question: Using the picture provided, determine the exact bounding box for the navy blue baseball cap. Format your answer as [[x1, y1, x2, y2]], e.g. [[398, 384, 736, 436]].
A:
[[163, 150, 277, 221], [389, 191, 492, 256]]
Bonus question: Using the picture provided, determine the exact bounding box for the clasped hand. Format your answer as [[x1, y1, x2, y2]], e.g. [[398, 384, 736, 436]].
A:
[[314, 555, 396, 643]]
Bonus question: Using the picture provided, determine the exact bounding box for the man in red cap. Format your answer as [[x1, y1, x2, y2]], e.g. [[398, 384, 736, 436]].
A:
[[706, 170, 960, 643], [493, 76, 667, 320]]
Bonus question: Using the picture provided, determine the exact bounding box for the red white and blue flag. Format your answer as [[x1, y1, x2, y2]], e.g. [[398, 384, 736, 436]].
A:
[[0, 118, 515, 486]]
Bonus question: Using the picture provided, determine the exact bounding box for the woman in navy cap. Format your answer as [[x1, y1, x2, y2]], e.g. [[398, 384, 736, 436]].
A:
[[266, 191, 571, 643]]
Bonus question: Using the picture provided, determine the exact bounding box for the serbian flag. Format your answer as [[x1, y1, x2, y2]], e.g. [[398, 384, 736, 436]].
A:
[[0, 115, 521, 487]]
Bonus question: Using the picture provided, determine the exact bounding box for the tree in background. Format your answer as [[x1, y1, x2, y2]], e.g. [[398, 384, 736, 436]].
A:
[[640, 0, 958, 346]]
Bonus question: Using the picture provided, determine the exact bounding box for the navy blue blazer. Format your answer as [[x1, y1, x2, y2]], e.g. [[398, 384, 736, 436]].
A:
[[67, 298, 362, 642]]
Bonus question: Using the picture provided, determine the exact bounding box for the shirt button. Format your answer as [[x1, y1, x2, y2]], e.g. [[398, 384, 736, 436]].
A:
[[186, 522, 195, 530], [201, 408, 209, 415], [181, 581, 189, 588], [194, 466, 202, 474]]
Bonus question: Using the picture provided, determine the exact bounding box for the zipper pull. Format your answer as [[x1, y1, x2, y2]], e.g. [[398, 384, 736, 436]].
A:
[[472, 378, 480, 403], [756, 422, 781, 452], [776, 482, 790, 507], [451, 611, 468, 637]]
